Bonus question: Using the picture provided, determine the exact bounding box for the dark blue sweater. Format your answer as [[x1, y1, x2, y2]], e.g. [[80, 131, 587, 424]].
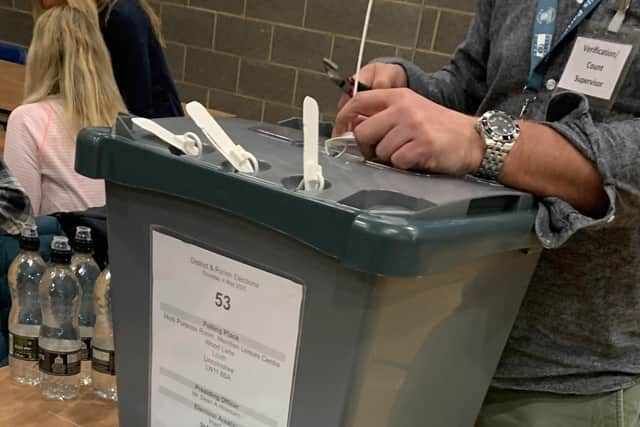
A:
[[100, 0, 183, 118]]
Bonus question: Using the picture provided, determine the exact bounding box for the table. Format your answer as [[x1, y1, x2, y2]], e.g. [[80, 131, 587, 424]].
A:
[[0, 60, 25, 114], [0, 367, 118, 427]]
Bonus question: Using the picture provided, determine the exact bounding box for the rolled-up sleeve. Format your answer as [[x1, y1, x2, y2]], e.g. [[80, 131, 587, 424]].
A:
[[0, 160, 33, 235], [535, 91, 638, 248]]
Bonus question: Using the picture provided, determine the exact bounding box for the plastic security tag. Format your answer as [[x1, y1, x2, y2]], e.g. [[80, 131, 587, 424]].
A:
[[132, 117, 203, 158], [302, 97, 325, 192], [185, 101, 258, 174], [324, 132, 356, 158], [557, 36, 633, 100]]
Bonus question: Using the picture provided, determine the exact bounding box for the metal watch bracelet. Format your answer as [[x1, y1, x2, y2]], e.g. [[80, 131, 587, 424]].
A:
[[475, 140, 515, 180]]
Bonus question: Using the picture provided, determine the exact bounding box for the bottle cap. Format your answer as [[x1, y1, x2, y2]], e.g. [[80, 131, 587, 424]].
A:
[[52, 236, 71, 251], [19, 224, 40, 251], [51, 236, 72, 264], [73, 226, 94, 253], [21, 224, 38, 239], [75, 226, 92, 242]]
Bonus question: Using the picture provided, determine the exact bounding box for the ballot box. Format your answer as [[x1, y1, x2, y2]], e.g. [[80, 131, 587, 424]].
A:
[[75, 116, 541, 427]]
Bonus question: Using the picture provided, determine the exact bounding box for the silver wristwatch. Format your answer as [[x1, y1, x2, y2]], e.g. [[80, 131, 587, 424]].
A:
[[474, 110, 521, 181]]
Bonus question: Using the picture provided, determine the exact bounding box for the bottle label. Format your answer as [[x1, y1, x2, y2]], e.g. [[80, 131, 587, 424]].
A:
[[9, 333, 39, 361], [80, 337, 92, 361], [39, 349, 81, 376], [92, 347, 116, 376]]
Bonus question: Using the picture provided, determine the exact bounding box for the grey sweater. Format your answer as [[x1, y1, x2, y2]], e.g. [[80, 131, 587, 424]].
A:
[[382, 0, 640, 394]]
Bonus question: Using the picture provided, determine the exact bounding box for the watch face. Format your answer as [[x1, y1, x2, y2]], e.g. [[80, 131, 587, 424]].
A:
[[487, 113, 517, 137]]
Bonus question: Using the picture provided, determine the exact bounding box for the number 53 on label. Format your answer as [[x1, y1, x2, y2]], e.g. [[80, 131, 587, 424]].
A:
[[215, 292, 231, 311]]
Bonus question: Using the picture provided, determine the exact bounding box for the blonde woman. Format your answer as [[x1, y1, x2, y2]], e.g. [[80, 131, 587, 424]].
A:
[[4, 4, 126, 216], [38, 0, 183, 118]]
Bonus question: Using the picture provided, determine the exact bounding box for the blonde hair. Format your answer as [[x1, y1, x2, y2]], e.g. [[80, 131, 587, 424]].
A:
[[25, 3, 126, 131]]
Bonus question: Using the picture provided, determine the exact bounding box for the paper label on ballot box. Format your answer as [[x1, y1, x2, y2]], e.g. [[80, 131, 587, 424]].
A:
[[150, 230, 303, 427]]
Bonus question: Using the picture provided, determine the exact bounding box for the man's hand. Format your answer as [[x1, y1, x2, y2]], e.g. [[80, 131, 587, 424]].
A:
[[334, 88, 485, 176], [336, 63, 408, 113]]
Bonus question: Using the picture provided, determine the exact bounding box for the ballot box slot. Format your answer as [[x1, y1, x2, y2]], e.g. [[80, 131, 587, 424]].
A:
[[339, 190, 436, 215]]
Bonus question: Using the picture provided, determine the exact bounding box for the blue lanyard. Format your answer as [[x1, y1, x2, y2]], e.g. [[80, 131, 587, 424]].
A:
[[527, 0, 602, 92]]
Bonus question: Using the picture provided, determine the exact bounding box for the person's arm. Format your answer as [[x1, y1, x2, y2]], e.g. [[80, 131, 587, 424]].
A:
[[376, 0, 492, 114], [526, 91, 639, 246], [1, 107, 40, 231], [335, 88, 633, 247], [102, 9, 154, 117], [335, 0, 491, 119], [0, 160, 34, 234], [4, 106, 43, 216], [497, 121, 608, 220]]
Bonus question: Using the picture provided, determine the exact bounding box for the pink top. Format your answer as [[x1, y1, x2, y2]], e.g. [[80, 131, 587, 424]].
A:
[[4, 97, 105, 216]]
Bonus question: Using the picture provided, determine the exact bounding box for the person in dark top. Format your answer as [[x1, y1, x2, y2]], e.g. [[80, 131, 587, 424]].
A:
[[96, 0, 183, 118], [37, 0, 183, 118]]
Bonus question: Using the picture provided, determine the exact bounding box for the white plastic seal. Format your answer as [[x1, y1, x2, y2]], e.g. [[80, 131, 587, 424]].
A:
[[132, 117, 203, 158], [301, 97, 325, 192], [185, 101, 258, 174], [353, 0, 374, 97], [324, 131, 356, 158]]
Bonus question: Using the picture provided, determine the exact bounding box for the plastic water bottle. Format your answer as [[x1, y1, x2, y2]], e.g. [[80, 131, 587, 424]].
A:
[[70, 226, 100, 386], [8, 225, 46, 385], [39, 236, 82, 400], [92, 265, 117, 400]]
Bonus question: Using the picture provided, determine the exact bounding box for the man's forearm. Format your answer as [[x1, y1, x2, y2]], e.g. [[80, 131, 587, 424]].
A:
[[498, 121, 609, 218]]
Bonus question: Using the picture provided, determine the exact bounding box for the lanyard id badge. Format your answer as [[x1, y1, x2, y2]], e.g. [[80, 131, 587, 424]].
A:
[[528, 0, 560, 94], [556, 19, 640, 112], [521, 0, 603, 117]]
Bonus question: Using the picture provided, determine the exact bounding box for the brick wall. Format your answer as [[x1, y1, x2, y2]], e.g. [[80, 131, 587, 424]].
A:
[[0, 0, 476, 123]]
